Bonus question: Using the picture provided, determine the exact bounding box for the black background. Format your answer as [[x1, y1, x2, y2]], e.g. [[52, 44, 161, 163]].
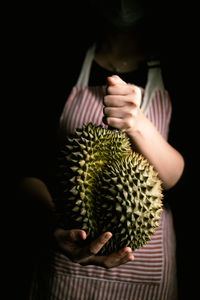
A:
[[4, 1, 199, 299]]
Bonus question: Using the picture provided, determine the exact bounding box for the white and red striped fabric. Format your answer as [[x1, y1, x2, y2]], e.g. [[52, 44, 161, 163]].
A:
[[60, 86, 171, 140], [30, 210, 177, 299], [30, 45, 178, 299]]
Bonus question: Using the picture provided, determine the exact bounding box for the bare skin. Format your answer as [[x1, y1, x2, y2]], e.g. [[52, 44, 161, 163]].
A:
[[54, 228, 134, 268], [94, 30, 145, 73], [104, 75, 184, 189], [20, 177, 134, 268]]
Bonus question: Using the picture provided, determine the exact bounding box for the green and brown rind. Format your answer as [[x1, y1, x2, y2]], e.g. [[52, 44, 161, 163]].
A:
[[55, 123, 163, 255]]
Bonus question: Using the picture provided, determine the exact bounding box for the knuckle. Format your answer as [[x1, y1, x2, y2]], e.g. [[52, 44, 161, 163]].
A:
[[106, 117, 111, 126], [125, 106, 137, 119], [130, 95, 140, 105], [124, 119, 133, 129], [130, 84, 140, 94], [103, 95, 109, 106], [88, 246, 97, 256], [103, 106, 108, 115], [129, 87, 141, 105], [129, 84, 137, 94], [107, 86, 113, 95]]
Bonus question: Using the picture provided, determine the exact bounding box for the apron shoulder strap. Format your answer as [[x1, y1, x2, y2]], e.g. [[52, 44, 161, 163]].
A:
[[76, 44, 96, 87], [141, 60, 165, 115]]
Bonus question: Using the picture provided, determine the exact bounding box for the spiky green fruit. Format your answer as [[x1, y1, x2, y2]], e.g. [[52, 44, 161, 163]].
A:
[[55, 123, 163, 255]]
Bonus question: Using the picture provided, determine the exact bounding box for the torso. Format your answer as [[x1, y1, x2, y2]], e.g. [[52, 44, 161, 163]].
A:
[[30, 45, 178, 300]]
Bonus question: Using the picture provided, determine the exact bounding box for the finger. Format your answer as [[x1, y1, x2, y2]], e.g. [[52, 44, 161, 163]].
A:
[[120, 253, 135, 265], [103, 117, 133, 131], [111, 247, 132, 260], [104, 247, 134, 269], [104, 107, 123, 119], [104, 106, 137, 119], [104, 95, 136, 107], [80, 255, 105, 266], [75, 233, 112, 262], [79, 247, 134, 268], [106, 82, 141, 106], [107, 85, 132, 96], [65, 229, 87, 242], [107, 75, 127, 86], [104, 95, 125, 107], [87, 232, 112, 256]]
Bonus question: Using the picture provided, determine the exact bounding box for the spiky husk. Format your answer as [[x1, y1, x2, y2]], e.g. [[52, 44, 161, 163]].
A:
[[55, 123, 163, 255]]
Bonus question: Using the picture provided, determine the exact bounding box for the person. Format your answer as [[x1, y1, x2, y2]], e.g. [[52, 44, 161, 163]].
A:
[[17, 0, 185, 299]]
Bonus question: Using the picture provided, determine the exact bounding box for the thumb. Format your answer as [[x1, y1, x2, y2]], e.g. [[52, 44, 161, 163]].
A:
[[107, 75, 127, 86]]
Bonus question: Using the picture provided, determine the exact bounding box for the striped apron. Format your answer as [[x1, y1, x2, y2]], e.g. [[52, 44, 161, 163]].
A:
[[30, 45, 178, 300]]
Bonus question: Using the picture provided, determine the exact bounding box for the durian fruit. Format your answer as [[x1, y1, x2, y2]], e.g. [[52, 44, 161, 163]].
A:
[[55, 123, 163, 255]]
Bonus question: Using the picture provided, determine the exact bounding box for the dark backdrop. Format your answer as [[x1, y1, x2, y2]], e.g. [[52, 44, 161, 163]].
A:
[[6, 2, 198, 299]]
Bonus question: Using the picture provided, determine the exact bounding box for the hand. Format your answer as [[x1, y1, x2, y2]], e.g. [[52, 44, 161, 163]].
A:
[[54, 228, 134, 269], [103, 75, 142, 135]]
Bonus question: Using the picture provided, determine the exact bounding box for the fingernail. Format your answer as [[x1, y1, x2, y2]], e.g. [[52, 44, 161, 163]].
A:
[[111, 75, 119, 82], [105, 232, 112, 239], [129, 254, 134, 261], [124, 247, 132, 253]]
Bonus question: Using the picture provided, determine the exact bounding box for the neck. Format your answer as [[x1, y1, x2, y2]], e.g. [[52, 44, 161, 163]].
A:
[[98, 30, 143, 58], [95, 30, 146, 73]]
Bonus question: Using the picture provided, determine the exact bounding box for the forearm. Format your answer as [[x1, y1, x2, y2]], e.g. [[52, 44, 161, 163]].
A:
[[18, 177, 57, 244], [127, 111, 185, 190], [18, 177, 55, 212], [104, 76, 184, 189]]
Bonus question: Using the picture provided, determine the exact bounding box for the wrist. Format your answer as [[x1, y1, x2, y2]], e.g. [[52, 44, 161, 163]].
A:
[[125, 109, 145, 141]]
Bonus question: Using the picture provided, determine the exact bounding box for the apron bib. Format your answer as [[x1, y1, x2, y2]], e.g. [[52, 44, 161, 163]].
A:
[[59, 44, 171, 140]]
